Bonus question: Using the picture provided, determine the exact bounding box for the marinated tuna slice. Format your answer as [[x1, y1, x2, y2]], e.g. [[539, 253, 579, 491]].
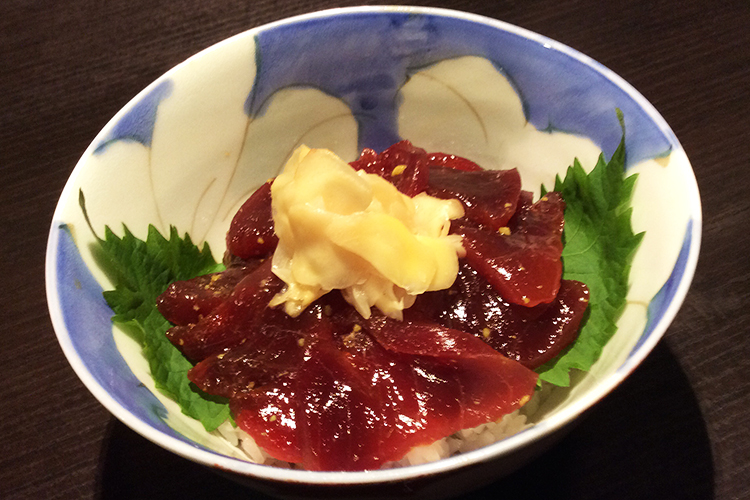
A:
[[208, 305, 537, 471], [349, 147, 383, 177], [287, 318, 537, 471], [427, 166, 522, 230], [232, 374, 302, 464], [293, 333, 386, 471], [412, 263, 588, 369], [456, 191, 565, 307], [363, 316, 539, 425], [213, 304, 340, 465], [426, 152, 483, 172], [336, 327, 449, 464], [165, 259, 285, 361], [500, 280, 589, 368], [350, 140, 430, 196], [385, 141, 430, 197], [188, 324, 305, 398], [226, 180, 278, 259], [156, 263, 261, 326], [362, 314, 507, 360]]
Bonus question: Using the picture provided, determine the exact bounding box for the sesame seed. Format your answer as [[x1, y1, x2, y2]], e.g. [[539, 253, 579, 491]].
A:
[[391, 164, 407, 176]]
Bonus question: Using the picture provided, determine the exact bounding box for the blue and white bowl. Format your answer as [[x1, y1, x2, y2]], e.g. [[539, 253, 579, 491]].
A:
[[46, 6, 701, 499]]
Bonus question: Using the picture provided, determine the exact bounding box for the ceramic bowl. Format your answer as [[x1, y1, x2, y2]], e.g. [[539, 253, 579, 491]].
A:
[[46, 6, 701, 499]]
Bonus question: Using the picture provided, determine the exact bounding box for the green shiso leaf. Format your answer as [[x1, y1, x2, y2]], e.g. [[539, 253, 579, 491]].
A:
[[536, 117, 644, 386], [96, 221, 229, 431]]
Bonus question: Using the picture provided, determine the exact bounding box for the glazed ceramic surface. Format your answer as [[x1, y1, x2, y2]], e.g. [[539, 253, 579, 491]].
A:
[[46, 5, 700, 496]]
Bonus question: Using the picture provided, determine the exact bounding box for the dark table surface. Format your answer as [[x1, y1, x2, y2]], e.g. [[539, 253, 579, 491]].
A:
[[2, 1, 749, 499]]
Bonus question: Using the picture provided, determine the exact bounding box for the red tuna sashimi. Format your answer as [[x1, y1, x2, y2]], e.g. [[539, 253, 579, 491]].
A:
[[207, 306, 536, 471], [412, 262, 588, 369], [362, 316, 539, 429], [188, 324, 305, 398], [157, 262, 262, 326], [225, 308, 384, 470], [232, 374, 302, 464], [227, 305, 341, 465], [333, 319, 471, 468], [188, 301, 334, 397], [292, 319, 537, 471], [456, 191, 565, 307], [293, 333, 387, 471], [164, 259, 285, 361], [226, 180, 278, 259], [350, 140, 430, 196], [336, 327, 459, 464], [498, 280, 589, 367], [427, 152, 483, 172], [427, 166, 522, 230]]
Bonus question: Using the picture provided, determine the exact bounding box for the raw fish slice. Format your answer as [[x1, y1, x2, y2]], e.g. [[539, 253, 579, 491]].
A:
[[156, 262, 260, 325], [165, 259, 285, 361], [364, 316, 538, 416], [497, 279, 589, 368], [350, 140, 430, 196], [231, 375, 302, 464], [388, 142, 430, 196], [361, 316, 537, 436], [188, 324, 305, 398], [188, 302, 332, 396], [456, 192, 565, 306], [427, 166, 522, 230], [294, 332, 385, 471], [225, 304, 340, 464], [509, 191, 564, 243], [226, 179, 278, 259], [415, 262, 588, 369], [427, 152, 484, 172], [410, 356, 526, 432], [336, 326, 458, 463], [364, 314, 507, 360], [349, 147, 384, 177], [228, 309, 537, 471]]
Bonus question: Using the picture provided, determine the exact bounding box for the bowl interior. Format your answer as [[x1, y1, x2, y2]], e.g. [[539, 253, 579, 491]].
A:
[[46, 6, 700, 485]]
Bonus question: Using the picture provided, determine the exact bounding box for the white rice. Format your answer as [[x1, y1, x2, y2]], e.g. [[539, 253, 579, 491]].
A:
[[384, 409, 530, 468], [210, 385, 548, 469]]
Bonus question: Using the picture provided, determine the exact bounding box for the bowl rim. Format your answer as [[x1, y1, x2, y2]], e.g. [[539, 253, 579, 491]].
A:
[[45, 4, 702, 486]]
